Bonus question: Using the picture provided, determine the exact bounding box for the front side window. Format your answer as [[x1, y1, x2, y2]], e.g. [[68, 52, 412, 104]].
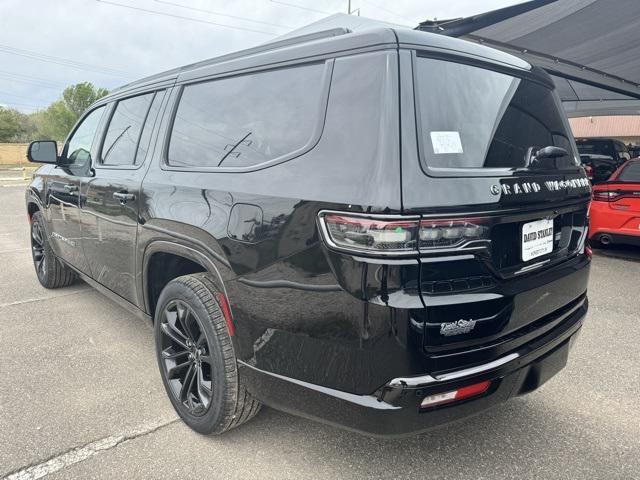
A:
[[168, 63, 326, 169], [101, 93, 154, 166], [414, 57, 577, 172], [65, 106, 106, 167]]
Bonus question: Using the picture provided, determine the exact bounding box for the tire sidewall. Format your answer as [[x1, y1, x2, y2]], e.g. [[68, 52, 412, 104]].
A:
[[31, 212, 52, 287]]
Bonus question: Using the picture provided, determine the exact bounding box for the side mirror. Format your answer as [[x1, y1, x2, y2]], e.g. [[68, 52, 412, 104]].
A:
[[27, 140, 58, 164]]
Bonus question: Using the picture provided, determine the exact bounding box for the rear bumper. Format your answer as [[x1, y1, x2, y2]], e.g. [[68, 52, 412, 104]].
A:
[[591, 231, 640, 247], [240, 296, 587, 437], [589, 201, 640, 245]]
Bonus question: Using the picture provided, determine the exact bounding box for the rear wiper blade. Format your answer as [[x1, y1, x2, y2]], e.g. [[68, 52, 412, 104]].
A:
[[526, 146, 568, 168]]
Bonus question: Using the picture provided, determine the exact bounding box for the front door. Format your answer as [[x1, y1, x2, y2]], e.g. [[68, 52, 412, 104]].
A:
[[45, 105, 107, 273], [81, 91, 163, 305]]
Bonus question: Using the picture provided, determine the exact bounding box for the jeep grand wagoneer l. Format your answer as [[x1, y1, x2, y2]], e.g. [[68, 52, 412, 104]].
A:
[[25, 27, 591, 436]]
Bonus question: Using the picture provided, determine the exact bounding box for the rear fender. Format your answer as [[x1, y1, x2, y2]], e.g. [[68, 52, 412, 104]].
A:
[[141, 239, 230, 315]]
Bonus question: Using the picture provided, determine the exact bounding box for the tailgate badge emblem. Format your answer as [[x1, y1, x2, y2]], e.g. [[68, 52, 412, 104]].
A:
[[440, 319, 476, 336], [490, 185, 500, 195]]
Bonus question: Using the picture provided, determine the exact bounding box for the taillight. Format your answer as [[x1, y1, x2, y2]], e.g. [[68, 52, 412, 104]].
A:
[[584, 165, 593, 181], [592, 190, 620, 202], [320, 214, 418, 255], [318, 212, 489, 256], [585, 244, 593, 259], [418, 218, 489, 249], [420, 380, 491, 409]]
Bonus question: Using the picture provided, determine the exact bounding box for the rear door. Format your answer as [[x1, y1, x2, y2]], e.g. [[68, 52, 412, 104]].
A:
[[80, 90, 165, 305], [45, 106, 107, 272]]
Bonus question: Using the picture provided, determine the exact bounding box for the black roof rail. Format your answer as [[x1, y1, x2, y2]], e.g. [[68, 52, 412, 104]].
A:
[[109, 27, 352, 96]]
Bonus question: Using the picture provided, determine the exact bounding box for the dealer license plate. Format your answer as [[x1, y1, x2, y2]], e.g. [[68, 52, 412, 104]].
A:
[[521, 219, 554, 261]]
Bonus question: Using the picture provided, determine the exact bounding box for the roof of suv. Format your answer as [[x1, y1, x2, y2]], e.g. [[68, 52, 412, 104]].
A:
[[103, 24, 531, 102]]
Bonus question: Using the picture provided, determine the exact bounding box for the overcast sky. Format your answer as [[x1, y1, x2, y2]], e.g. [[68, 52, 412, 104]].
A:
[[0, 0, 522, 112]]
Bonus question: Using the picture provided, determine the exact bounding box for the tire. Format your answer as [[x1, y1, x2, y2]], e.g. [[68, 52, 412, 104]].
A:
[[153, 273, 261, 435], [30, 211, 76, 289]]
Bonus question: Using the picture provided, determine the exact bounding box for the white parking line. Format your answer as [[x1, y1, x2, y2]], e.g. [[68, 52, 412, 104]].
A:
[[0, 289, 92, 309], [1, 417, 178, 480]]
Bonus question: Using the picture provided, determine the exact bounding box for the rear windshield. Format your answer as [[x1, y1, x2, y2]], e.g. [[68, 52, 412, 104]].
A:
[[576, 140, 614, 157], [414, 57, 577, 172], [617, 162, 640, 182]]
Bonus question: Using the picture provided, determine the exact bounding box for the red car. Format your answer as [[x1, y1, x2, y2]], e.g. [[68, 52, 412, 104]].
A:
[[590, 159, 640, 246]]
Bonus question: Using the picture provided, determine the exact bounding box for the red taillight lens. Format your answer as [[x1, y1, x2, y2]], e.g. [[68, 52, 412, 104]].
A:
[[584, 165, 593, 180], [319, 213, 490, 256], [585, 245, 593, 259], [420, 380, 491, 409], [321, 214, 419, 254], [592, 191, 620, 202]]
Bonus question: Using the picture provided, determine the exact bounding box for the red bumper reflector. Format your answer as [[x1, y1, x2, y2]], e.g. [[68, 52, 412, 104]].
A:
[[216, 292, 234, 337], [420, 380, 491, 409]]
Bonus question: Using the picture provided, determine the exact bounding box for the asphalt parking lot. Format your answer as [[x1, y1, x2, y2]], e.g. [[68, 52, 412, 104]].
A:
[[1, 178, 639, 480]]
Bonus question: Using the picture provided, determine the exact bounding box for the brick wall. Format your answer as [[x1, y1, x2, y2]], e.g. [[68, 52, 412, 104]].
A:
[[0, 143, 29, 165]]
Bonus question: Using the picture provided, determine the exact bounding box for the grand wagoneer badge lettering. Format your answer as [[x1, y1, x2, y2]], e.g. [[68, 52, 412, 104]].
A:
[[496, 177, 589, 196], [440, 319, 477, 336]]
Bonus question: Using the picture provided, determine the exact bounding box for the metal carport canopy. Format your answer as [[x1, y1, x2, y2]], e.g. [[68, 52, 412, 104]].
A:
[[417, 0, 640, 117]]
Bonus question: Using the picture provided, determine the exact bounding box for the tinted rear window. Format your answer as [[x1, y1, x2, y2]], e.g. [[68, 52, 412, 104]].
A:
[[617, 162, 640, 182], [576, 140, 614, 157], [414, 57, 577, 172], [168, 63, 326, 169]]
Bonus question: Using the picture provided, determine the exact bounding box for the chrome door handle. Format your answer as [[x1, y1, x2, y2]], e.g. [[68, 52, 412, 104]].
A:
[[63, 184, 78, 192], [113, 191, 135, 203]]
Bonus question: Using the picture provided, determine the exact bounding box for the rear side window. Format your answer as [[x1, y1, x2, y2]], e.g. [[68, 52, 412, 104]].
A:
[[101, 93, 154, 166], [617, 162, 640, 182], [414, 57, 577, 172], [167, 63, 326, 169]]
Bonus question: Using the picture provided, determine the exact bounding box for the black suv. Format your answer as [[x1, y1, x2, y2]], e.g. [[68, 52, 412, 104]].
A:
[[25, 27, 591, 437]]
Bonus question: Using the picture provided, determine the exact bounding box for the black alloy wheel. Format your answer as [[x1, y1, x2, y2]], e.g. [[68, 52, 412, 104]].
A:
[[159, 299, 213, 416]]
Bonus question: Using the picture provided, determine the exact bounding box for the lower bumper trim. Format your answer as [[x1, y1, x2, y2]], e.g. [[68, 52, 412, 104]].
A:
[[387, 352, 520, 388]]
